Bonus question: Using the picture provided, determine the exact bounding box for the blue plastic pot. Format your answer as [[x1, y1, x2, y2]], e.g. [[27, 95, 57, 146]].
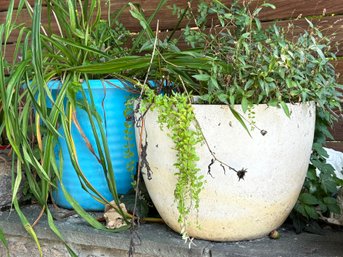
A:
[[51, 80, 137, 210]]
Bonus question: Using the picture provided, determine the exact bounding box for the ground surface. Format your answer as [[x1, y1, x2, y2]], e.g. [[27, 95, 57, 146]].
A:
[[0, 204, 342, 257]]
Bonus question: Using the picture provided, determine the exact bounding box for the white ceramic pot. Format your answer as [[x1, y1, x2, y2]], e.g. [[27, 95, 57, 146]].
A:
[[135, 102, 315, 241]]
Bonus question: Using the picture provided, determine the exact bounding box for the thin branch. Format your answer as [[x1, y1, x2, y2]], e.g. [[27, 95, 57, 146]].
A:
[[178, 76, 244, 176], [31, 205, 46, 227], [141, 20, 160, 99]]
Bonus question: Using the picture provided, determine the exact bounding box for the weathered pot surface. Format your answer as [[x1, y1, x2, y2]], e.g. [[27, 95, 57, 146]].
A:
[[136, 102, 315, 241]]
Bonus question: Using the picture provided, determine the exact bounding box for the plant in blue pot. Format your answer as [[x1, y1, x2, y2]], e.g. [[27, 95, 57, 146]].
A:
[[29, 0, 146, 211], [0, 0, 172, 245], [1, 0, 217, 252], [49, 79, 138, 211]]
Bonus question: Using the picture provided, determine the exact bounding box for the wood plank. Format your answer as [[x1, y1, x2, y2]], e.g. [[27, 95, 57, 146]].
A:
[[2, 1, 343, 75], [257, 0, 343, 21], [2, 0, 343, 32], [325, 141, 343, 152], [2, 7, 343, 46], [332, 60, 343, 83], [329, 119, 343, 141], [0, 2, 191, 33], [3, 19, 343, 72], [1, 0, 343, 20], [157, 15, 343, 58], [1, 44, 23, 65], [108, 0, 343, 22], [72, 0, 343, 33], [0, 0, 35, 11]]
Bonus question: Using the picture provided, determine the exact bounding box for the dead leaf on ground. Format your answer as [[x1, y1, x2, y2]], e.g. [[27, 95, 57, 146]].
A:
[[104, 201, 130, 229]]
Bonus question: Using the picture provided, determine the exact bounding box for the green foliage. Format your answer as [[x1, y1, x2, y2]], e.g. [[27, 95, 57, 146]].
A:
[[124, 97, 137, 181], [181, 0, 341, 116], [0, 0, 169, 254], [171, 0, 343, 233], [292, 108, 343, 232], [0, 0, 342, 252], [0, 0, 218, 250], [0, 226, 9, 257], [140, 87, 204, 240]]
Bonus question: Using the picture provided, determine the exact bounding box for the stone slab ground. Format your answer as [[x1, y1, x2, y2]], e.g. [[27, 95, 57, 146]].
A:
[[0, 205, 342, 257]]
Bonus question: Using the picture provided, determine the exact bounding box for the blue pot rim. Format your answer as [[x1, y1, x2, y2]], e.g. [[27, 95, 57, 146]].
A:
[[48, 79, 134, 90]]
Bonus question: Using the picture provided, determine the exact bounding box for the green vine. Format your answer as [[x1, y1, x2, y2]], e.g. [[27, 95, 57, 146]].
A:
[[140, 88, 204, 239], [124, 97, 137, 182]]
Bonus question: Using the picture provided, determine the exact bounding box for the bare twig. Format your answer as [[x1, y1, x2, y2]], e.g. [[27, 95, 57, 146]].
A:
[[31, 205, 46, 227], [178, 76, 246, 179], [141, 20, 160, 99]]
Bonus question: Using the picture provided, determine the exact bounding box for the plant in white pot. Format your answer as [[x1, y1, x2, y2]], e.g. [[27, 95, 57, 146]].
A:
[[134, 0, 342, 241]]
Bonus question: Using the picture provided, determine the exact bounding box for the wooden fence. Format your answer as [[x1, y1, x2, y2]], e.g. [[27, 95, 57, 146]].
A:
[[1, 0, 343, 150]]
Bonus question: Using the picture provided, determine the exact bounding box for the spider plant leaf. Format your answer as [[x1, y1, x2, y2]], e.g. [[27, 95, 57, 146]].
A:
[[48, 34, 110, 58], [229, 106, 252, 137], [46, 210, 78, 256], [129, 0, 168, 53], [58, 180, 129, 232], [0, 227, 9, 257], [11, 159, 23, 204], [13, 200, 42, 257], [67, 55, 152, 73]]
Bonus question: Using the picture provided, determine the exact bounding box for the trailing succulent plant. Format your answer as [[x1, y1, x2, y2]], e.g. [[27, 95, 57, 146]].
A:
[[137, 86, 204, 239]]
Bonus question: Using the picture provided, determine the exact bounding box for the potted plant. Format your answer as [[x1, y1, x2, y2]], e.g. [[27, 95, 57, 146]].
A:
[[0, 0, 218, 253], [0, 0, 179, 253], [134, 0, 342, 241]]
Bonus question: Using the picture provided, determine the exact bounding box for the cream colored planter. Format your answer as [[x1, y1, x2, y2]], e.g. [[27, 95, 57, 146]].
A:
[[136, 102, 315, 241]]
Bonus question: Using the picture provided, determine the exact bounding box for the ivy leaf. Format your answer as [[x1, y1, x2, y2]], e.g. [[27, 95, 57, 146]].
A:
[[312, 143, 329, 157], [323, 197, 337, 205], [210, 76, 219, 89], [121, 191, 150, 217], [327, 204, 341, 214], [299, 193, 319, 205], [318, 200, 328, 212], [229, 95, 235, 105], [321, 179, 338, 194], [304, 205, 319, 219], [307, 166, 317, 180], [294, 203, 307, 218]]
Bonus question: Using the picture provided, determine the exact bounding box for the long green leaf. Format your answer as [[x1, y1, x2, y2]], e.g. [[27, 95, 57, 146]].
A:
[[229, 106, 252, 137], [129, 0, 168, 53], [4, 0, 15, 41], [46, 211, 78, 257], [13, 200, 42, 257], [58, 179, 129, 232], [0, 227, 9, 257], [11, 157, 23, 204]]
